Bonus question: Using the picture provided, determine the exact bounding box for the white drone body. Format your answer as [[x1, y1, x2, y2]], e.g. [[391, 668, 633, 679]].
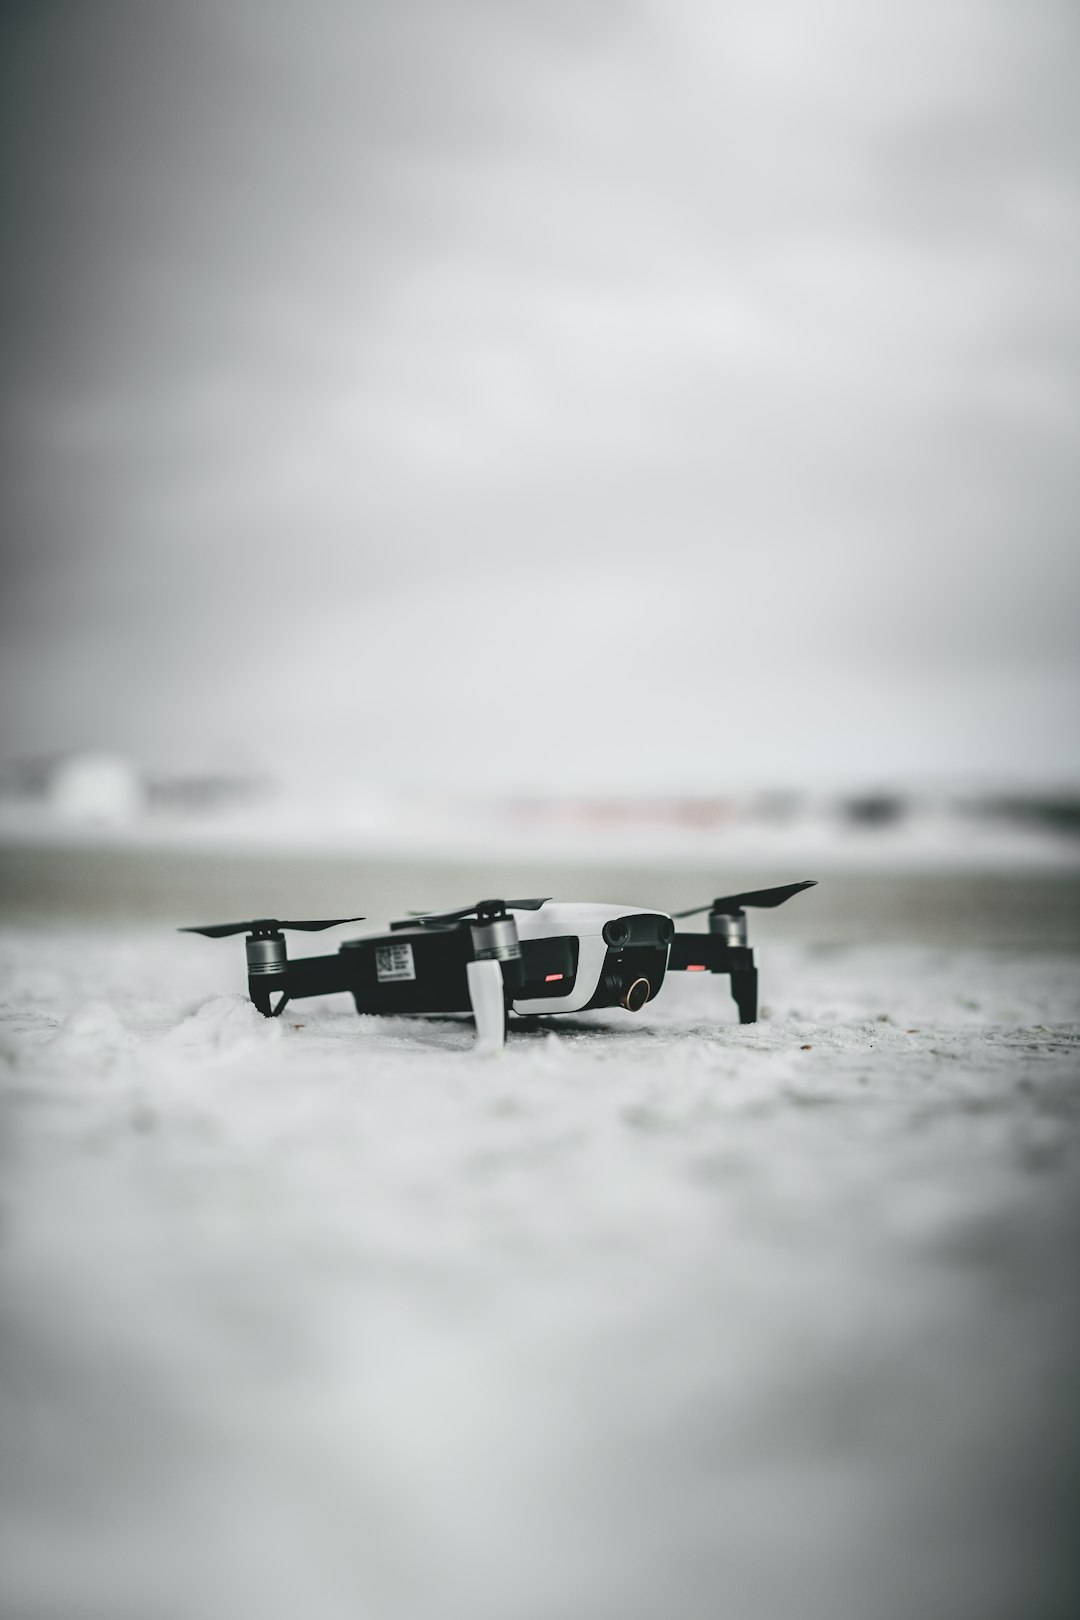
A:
[[180, 882, 818, 1049], [509, 902, 671, 1015]]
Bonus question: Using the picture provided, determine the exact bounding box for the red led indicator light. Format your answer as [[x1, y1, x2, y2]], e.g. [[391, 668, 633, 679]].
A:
[[544, 973, 564, 982], [686, 964, 707, 972]]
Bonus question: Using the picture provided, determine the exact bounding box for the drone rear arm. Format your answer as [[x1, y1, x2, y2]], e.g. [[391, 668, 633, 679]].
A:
[[247, 951, 355, 1017], [247, 936, 517, 1049], [186, 909, 522, 1046]]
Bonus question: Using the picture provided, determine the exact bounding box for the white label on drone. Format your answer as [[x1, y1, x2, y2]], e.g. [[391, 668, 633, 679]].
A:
[[375, 942, 416, 983]]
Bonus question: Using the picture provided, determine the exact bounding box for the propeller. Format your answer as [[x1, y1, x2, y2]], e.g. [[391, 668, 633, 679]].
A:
[[673, 880, 816, 920], [407, 898, 550, 925], [179, 916, 365, 939]]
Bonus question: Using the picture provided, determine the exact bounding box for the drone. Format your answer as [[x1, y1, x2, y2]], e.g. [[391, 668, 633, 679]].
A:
[[179, 882, 816, 1050]]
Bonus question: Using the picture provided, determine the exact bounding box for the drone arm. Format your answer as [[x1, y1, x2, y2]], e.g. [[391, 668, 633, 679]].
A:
[[668, 932, 758, 1024], [283, 953, 356, 999], [248, 951, 356, 1017], [668, 934, 750, 972]]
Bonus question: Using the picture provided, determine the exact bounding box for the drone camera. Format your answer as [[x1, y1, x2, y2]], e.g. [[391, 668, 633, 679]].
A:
[[622, 977, 651, 1012], [597, 965, 655, 1010], [589, 912, 675, 1012]]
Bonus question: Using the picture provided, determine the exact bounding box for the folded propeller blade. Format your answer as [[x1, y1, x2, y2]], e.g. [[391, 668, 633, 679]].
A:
[[407, 897, 550, 925], [274, 917, 366, 932], [179, 916, 365, 939], [673, 880, 817, 920]]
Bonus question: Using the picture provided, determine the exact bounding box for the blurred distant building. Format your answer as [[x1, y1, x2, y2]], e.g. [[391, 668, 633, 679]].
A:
[[0, 752, 267, 828], [49, 753, 144, 826]]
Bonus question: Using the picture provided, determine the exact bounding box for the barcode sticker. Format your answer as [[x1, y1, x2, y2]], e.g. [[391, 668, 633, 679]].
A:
[[375, 942, 416, 983]]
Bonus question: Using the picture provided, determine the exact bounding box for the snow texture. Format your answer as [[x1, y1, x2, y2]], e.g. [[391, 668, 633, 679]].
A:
[[2, 926, 1079, 1620]]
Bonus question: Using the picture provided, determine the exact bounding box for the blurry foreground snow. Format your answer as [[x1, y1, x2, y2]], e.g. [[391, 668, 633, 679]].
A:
[[1, 925, 1079, 1620]]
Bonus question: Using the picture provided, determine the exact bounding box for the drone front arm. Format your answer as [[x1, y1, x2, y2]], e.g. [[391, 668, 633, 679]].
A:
[[665, 880, 815, 1025], [668, 933, 758, 1024]]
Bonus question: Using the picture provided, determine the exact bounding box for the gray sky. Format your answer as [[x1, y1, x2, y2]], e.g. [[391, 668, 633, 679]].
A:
[[2, 0, 1078, 791]]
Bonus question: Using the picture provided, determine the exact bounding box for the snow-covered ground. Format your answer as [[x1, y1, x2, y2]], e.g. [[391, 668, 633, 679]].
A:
[[2, 925, 1079, 1620]]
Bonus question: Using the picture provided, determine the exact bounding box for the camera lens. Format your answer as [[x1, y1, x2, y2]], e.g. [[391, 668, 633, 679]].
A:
[[622, 977, 650, 1012]]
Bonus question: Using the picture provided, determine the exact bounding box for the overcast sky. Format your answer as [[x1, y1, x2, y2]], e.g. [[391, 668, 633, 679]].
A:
[[2, 0, 1078, 792]]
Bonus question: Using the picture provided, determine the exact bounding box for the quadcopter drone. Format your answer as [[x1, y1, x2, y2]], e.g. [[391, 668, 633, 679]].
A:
[[180, 882, 816, 1049]]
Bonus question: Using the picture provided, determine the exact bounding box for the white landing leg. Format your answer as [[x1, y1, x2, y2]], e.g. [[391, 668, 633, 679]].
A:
[[466, 959, 506, 1053]]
